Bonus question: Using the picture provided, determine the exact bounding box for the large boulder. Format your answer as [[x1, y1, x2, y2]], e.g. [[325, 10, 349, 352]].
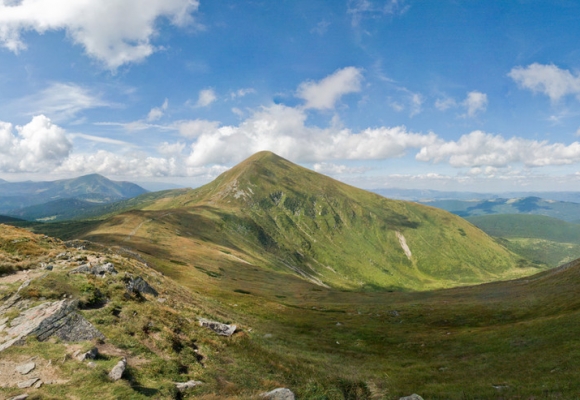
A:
[[109, 358, 126, 381], [126, 276, 158, 297]]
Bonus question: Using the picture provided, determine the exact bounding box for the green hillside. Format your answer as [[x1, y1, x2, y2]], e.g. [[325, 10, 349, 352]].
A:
[[2, 224, 580, 399], [467, 214, 580, 267], [69, 151, 538, 291]]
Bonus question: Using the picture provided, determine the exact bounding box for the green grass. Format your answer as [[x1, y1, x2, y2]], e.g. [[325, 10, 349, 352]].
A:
[[2, 222, 580, 398]]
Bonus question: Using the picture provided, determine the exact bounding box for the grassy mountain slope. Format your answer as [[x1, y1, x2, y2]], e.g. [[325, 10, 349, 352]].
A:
[[2, 224, 580, 399], [71, 151, 537, 291], [423, 196, 580, 222], [0, 174, 148, 214], [468, 214, 580, 267]]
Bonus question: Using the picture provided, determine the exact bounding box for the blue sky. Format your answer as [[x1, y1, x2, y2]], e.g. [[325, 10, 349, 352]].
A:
[[1, 0, 580, 192]]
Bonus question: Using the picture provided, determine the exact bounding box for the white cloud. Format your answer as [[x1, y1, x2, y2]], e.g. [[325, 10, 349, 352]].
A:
[[435, 97, 456, 111], [185, 103, 437, 167], [147, 99, 168, 122], [313, 162, 369, 175], [0, 0, 200, 69], [195, 89, 217, 107], [509, 63, 580, 102], [56, 149, 228, 178], [311, 20, 330, 35], [0, 115, 72, 172], [174, 119, 220, 138], [462, 91, 487, 118], [416, 130, 580, 168], [347, 0, 409, 26], [19, 82, 110, 122], [409, 93, 423, 117], [296, 67, 363, 110], [230, 88, 256, 99]]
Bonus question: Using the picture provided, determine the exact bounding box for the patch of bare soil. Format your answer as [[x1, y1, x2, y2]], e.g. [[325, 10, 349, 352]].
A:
[[0, 355, 68, 388]]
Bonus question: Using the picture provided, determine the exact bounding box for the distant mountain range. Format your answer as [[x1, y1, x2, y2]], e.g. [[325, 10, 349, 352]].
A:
[[419, 196, 580, 222], [372, 188, 580, 203], [0, 174, 147, 220]]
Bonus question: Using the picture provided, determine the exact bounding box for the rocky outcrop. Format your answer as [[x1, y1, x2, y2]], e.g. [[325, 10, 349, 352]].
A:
[[109, 358, 126, 381], [198, 318, 236, 336], [126, 276, 158, 297], [0, 297, 104, 352], [260, 388, 295, 400], [70, 262, 117, 276]]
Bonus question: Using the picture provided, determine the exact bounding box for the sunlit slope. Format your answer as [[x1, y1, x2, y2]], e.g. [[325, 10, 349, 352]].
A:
[[81, 151, 537, 290]]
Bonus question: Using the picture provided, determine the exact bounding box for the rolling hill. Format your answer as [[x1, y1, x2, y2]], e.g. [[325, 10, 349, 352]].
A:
[[55, 151, 541, 292], [468, 214, 580, 267], [0, 174, 148, 216]]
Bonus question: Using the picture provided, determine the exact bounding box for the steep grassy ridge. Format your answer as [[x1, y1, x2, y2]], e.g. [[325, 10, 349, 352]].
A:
[[74, 151, 538, 291]]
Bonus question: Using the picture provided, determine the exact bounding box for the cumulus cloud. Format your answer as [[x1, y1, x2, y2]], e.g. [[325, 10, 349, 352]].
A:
[[185, 103, 437, 167], [147, 99, 168, 122], [296, 67, 363, 110], [416, 130, 580, 168], [19, 82, 111, 122], [313, 162, 369, 175], [195, 89, 217, 107], [174, 119, 220, 138], [509, 63, 580, 102], [462, 91, 487, 118], [0, 115, 72, 172], [56, 149, 228, 178], [0, 0, 200, 69]]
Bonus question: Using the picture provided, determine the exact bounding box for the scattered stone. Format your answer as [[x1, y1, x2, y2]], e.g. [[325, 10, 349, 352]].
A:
[[78, 347, 98, 361], [17, 377, 40, 388], [126, 276, 158, 297], [87, 362, 96, 368], [199, 318, 236, 336], [157, 297, 167, 303], [388, 310, 400, 317], [70, 263, 117, 276], [15, 362, 35, 375], [175, 380, 203, 392], [399, 395, 424, 400], [492, 384, 509, 390], [264, 333, 273, 338], [260, 388, 295, 400], [44, 265, 53, 271], [109, 358, 126, 381], [336, 322, 342, 326], [9, 395, 29, 400], [34, 380, 43, 388]]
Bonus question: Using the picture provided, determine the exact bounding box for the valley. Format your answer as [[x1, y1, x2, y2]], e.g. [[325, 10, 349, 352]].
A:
[[1, 152, 579, 399]]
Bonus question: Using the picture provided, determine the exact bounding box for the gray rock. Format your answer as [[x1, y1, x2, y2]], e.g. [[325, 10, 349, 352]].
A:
[[70, 262, 117, 276], [15, 362, 35, 375], [9, 395, 29, 400], [260, 388, 295, 400], [44, 265, 53, 271], [399, 395, 424, 400], [109, 358, 126, 381], [78, 347, 98, 361], [126, 276, 158, 297], [17, 378, 40, 388], [199, 318, 236, 336], [0, 299, 104, 352], [175, 380, 203, 392], [34, 380, 43, 388]]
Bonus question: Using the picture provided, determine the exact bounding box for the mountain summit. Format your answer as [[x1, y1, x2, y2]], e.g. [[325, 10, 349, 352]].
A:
[[83, 151, 537, 291]]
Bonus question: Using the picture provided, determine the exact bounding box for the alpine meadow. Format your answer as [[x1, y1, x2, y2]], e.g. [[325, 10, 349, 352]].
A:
[[2, 1, 580, 399]]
